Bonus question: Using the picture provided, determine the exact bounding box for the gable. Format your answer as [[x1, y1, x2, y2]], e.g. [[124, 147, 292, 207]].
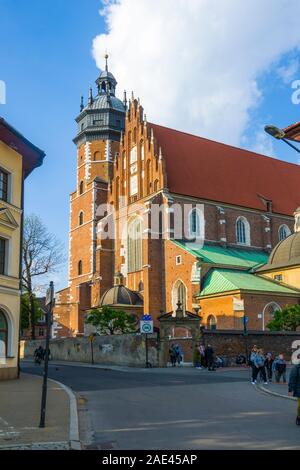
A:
[[0, 207, 19, 230]]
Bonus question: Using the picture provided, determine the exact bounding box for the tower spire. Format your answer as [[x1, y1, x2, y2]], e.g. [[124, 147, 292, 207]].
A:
[[105, 53, 109, 72]]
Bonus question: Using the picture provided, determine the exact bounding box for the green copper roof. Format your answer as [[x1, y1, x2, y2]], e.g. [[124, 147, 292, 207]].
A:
[[172, 240, 268, 268], [199, 269, 300, 297]]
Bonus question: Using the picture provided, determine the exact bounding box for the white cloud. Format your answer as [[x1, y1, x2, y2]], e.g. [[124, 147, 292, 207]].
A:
[[277, 58, 299, 84], [93, 0, 300, 149]]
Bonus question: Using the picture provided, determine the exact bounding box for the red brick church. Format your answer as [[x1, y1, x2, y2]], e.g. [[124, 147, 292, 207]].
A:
[[53, 60, 300, 338]]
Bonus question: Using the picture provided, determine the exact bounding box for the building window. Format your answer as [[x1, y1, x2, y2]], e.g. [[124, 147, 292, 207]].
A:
[[128, 218, 143, 273], [39, 328, 44, 337], [138, 281, 144, 292], [278, 224, 291, 241], [263, 302, 281, 330], [0, 310, 8, 358], [274, 274, 283, 282], [154, 179, 159, 193], [0, 237, 6, 275], [78, 260, 82, 276], [140, 140, 144, 161], [79, 211, 84, 226], [79, 181, 84, 195], [0, 168, 9, 202], [236, 217, 250, 245], [207, 315, 217, 330], [173, 280, 186, 315], [146, 160, 151, 194], [189, 208, 201, 238], [176, 255, 182, 265]]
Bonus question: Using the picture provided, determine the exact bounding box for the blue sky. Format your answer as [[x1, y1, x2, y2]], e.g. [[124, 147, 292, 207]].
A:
[[1, 0, 300, 292]]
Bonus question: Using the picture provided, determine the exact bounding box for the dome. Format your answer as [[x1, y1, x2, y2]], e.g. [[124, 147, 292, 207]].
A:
[[260, 232, 300, 270], [99, 70, 116, 81], [100, 285, 143, 307], [86, 94, 125, 112]]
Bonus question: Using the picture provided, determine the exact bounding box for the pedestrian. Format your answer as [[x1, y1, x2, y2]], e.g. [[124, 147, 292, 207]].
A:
[[274, 353, 287, 384], [34, 345, 43, 365], [169, 344, 176, 367], [265, 353, 274, 382], [249, 345, 258, 383], [174, 344, 182, 366], [252, 348, 268, 385], [199, 344, 206, 368], [205, 344, 216, 371], [193, 344, 202, 369], [288, 362, 300, 426]]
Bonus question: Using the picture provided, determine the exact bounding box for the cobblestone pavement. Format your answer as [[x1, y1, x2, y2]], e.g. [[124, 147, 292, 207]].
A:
[[0, 441, 70, 450]]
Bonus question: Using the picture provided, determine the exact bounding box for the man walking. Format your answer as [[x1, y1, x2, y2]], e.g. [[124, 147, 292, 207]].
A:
[[274, 354, 287, 383], [288, 362, 300, 426], [205, 344, 216, 371]]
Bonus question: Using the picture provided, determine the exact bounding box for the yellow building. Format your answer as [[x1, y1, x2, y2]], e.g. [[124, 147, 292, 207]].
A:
[[257, 208, 300, 292], [0, 118, 44, 380]]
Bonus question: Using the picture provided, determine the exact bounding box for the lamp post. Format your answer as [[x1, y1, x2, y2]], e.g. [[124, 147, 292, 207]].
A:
[[264, 125, 300, 154]]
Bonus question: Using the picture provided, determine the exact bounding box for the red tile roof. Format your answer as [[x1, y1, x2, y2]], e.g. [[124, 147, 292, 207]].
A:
[[151, 123, 300, 216]]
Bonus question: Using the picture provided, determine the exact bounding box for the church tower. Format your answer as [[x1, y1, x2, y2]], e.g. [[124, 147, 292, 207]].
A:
[[56, 57, 126, 336]]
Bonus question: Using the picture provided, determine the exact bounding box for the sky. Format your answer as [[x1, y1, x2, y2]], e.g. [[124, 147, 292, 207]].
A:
[[1, 0, 300, 292]]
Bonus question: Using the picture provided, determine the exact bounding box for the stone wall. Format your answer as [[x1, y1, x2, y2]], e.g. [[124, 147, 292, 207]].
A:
[[202, 330, 300, 362], [22, 333, 158, 367]]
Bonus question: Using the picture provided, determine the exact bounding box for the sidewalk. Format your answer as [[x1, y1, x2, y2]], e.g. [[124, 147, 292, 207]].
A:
[[0, 373, 71, 449], [256, 377, 297, 402]]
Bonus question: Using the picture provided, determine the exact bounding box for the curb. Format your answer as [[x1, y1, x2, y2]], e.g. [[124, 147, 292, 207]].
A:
[[256, 383, 297, 401], [48, 378, 81, 450]]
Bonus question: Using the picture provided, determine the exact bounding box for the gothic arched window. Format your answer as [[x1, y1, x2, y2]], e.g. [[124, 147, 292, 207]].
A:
[[189, 208, 201, 238], [278, 224, 291, 241], [78, 260, 82, 276], [146, 160, 151, 194], [79, 211, 84, 226], [173, 280, 187, 315], [154, 179, 159, 193], [128, 218, 143, 273], [236, 217, 250, 245], [0, 310, 8, 358], [79, 181, 84, 195]]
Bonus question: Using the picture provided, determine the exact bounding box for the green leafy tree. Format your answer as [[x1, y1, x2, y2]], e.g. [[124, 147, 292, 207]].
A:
[[21, 292, 43, 331], [85, 306, 137, 335], [267, 304, 300, 332]]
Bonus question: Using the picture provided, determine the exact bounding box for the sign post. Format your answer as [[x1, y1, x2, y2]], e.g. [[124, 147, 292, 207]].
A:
[[88, 333, 96, 364], [39, 281, 54, 428], [243, 314, 249, 365], [140, 315, 153, 368]]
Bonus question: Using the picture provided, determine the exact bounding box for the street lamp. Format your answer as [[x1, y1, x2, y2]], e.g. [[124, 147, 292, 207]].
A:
[[264, 125, 300, 154]]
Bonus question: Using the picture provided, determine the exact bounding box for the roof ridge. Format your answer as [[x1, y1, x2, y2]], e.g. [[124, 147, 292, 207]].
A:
[[150, 122, 300, 168]]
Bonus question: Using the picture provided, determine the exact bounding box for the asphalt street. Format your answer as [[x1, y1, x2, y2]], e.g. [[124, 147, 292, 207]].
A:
[[22, 362, 300, 450]]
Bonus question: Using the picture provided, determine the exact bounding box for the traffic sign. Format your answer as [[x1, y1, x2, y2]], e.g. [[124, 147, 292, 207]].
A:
[[140, 320, 153, 334], [45, 282, 54, 306], [142, 314, 152, 321]]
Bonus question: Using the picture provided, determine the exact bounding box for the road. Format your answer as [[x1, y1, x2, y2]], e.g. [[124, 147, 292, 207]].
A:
[[22, 362, 299, 450]]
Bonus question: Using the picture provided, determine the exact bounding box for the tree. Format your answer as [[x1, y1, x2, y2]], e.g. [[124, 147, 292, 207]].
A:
[[85, 306, 137, 335], [267, 304, 300, 332], [22, 214, 65, 340], [21, 292, 43, 331]]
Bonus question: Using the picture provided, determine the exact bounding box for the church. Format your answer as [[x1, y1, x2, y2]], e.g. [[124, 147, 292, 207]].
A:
[[53, 59, 300, 338]]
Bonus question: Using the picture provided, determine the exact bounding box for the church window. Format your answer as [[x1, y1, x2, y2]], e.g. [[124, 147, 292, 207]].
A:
[[94, 151, 100, 161], [189, 208, 201, 238], [0, 310, 8, 358], [236, 217, 250, 245], [154, 179, 159, 193], [133, 127, 137, 144], [79, 181, 84, 195], [172, 280, 186, 315], [128, 218, 143, 273], [79, 211, 84, 226], [78, 260, 82, 276], [278, 224, 290, 241], [176, 255, 182, 265], [138, 281, 144, 292]]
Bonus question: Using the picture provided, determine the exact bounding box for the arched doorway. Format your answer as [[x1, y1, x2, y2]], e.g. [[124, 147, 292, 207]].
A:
[[207, 314, 217, 330], [263, 302, 281, 330], [0, 309, 8, 363]]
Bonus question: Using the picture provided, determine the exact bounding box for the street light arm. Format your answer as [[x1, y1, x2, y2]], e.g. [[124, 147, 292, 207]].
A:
[[282, 138, 300, 155]]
